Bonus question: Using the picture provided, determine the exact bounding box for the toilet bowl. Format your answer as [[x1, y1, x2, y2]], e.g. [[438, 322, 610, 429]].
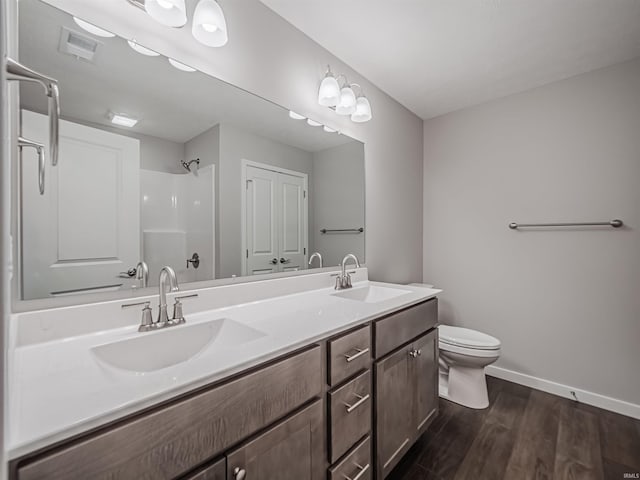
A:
[[438, 325, 501, 409]]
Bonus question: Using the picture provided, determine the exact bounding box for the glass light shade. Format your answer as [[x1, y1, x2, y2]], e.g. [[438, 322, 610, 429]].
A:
[[351, 96, 372, 123], [306, 119, 322, 127], [335, 86, 357, 115], [323, 126, 337, 133], [127, 40, 160, 56], [168, 58, 196, 72], [73, 17, 115, 38], [192, 0, 228, 47], [145, 0, 187, 27], [289, 111, 305, 120], [318, 74, 340, 107]]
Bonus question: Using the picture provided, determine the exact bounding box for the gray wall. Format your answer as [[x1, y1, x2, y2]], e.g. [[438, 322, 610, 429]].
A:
[[423, 58, 640, 406], [47, 0, 425, 284], [312, 142, 365, 267]]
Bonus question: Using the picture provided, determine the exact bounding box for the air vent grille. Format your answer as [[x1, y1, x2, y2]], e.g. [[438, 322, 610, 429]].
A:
[[58, 27, 101, 62]]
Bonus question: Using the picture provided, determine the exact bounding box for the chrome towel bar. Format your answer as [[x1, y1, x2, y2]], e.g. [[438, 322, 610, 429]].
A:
[[508, 219, 623, 230], [320, 227, 364, 234]]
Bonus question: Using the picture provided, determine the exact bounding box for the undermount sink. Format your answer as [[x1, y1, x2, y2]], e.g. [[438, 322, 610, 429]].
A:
[[92, 318, 266, 373], [332, 285, 412, 304]]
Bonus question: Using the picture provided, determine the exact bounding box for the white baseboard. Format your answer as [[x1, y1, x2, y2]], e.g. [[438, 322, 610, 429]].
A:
[[486, 365, 640, 420]]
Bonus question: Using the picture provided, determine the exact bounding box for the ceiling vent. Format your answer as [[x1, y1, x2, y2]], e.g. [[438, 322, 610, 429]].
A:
[[58, 27, 102, 62]]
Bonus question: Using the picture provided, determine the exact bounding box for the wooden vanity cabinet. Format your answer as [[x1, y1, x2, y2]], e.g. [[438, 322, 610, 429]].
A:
[[375, 329, 439, 479]]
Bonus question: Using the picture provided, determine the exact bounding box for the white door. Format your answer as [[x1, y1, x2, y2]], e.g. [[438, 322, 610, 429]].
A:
[[244, 164, 307, 275], [21, 110, 140, 298], [277, 172, 306, 272]]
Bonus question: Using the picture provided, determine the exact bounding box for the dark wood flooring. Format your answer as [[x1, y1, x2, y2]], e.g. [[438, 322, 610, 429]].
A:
[[387, 376, 640, 480]]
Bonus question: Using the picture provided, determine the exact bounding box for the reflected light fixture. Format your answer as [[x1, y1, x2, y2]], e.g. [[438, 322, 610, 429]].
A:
[[323, 126, 337, 133], [108, 111, 139, 128], [192, 0, 228, 47], [127, 39, 160, 56], [73, 17, 115, 38], [168, 58, 196, 72], [145, 0, 187, 27], [318, 66, 340, 107], [289, 111, 306, 120], [307, 119, 322, 127]]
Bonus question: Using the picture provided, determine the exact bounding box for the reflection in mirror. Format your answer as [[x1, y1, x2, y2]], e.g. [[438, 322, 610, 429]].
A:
[[18, 0, 365, 301]]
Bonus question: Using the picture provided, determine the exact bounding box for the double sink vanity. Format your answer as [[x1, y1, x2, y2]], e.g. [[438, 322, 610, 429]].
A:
[[8, 269, 441, 479]]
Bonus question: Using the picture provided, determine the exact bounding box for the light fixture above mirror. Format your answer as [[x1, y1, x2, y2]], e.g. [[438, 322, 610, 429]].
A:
[[125, 0, 228, 47], [318, 65, 372, 123]]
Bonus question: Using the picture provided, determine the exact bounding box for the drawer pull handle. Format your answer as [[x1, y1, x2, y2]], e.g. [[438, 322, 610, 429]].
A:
[[343, 462, 370, 480], [344, 347, 369, 363], [344, 393, 370, 413]]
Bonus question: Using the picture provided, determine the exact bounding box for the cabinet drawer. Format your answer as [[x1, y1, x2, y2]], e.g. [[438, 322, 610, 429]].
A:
[[184, 458, 225, 480], [374, 299, 438, 358], [328, 325, 371, 386], [328, 370, 372, 463], [16, 346, 322, 480], [329, 436, 371, 480]]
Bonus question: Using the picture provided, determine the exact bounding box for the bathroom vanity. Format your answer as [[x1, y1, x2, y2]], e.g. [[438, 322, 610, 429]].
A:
[[7, 275, 440, 480]]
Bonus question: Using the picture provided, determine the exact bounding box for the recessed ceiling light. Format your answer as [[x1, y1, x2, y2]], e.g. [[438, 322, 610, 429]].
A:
[[323, 126, 337, 133], [168, 58, 196, 72], [127, 40, 160, 56], [289, 111, 305, 120], [108, 111, 139, 128], [73, 17, 115, 38], [307, 119, 322, 127]]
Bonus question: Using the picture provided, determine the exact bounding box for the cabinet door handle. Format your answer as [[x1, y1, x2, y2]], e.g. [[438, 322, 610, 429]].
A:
[[233, 467, 246, 480], [344, 393, 370, 413], [343, 347, 369, 363], [344, 462, 370, 480]]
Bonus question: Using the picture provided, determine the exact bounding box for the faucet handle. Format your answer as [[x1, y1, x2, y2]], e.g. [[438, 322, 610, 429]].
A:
[[122, 301, 154, 332], [172, 294, 198, 324]]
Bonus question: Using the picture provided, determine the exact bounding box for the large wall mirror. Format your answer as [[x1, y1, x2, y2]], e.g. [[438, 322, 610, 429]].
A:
[[17, 0, 365, 301]]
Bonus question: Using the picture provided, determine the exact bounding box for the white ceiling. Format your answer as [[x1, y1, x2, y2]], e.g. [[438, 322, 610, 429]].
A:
[[20, 0, 355, 152], [261, 0, 640, 120]]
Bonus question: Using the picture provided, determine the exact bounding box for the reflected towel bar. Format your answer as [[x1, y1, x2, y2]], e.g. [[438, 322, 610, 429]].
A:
[[320, 227, 364, 234], [508, 219, 623, 230]]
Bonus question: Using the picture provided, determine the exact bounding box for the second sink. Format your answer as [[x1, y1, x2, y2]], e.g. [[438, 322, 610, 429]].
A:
[[92, 318, 267, 373], [332, 285, 411, 303]]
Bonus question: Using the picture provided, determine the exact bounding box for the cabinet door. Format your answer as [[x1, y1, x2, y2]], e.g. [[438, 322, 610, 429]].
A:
[[185, 458, 225, 480], [412, 330, 439, 434], [226, 400, 324, 480], [374, 346, 412, 479]]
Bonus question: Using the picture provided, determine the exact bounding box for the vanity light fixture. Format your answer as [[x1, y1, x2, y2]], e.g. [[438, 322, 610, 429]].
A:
[[192, 0, 229, 47], [108, 112, 139, 128], [350, 84, 372, 123], [318, 66, 340, 107], [73, 17, 116, 38], [323, 126, 337, 133], [168, 58, 196, 72], [306, 119, 322, 127], [145, 0, 187, 27], [127, 40, 160, 56], [318, 65, 372, 123], [289, 111, 306, 120]]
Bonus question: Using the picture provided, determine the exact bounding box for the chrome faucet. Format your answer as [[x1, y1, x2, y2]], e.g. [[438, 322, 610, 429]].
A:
[[135, 261, 149, 288], [335, 254, 360, 290], [157, 266, 179, 326], [308, 252, 323, 268]]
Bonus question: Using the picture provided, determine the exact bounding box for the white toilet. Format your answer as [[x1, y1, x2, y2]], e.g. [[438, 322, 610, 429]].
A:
[[438, 325, 501, 409]]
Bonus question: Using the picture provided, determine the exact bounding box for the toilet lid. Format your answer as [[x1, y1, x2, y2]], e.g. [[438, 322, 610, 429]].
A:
[[439, 325, 501, 350]]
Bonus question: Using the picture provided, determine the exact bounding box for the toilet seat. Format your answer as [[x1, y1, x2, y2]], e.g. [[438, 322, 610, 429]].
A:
[[439, 325, 501, 351]]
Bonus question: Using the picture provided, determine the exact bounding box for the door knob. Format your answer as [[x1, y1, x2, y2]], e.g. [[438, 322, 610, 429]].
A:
[[270, 258, 278, 265], [233, 467, 246, 480], [280, 257, 291, 264]]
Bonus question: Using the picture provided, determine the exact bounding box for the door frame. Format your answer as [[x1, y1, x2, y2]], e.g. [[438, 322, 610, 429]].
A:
[[240, 159, 309, 277]]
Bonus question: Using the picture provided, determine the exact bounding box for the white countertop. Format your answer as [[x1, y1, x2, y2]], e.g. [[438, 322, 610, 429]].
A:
[[8, 278, 440, 459]]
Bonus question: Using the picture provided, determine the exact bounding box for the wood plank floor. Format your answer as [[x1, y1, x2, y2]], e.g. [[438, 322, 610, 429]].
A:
[[387, 376, 640, 480]]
